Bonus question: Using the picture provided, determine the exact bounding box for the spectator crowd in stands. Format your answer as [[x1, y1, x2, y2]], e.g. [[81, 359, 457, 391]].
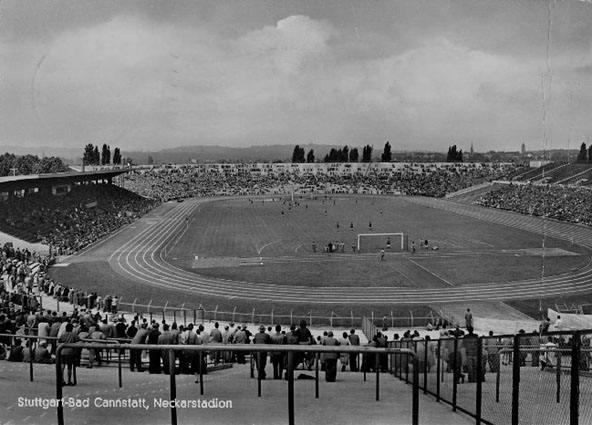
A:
[[124, 163, 516, 202], [0, 163, 519, 257], [0, 184, 157, 255], [476, 183, 592, 226]]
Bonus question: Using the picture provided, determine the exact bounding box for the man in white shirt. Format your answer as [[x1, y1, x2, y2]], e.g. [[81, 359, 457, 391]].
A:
[[554, 316, 563, 332]]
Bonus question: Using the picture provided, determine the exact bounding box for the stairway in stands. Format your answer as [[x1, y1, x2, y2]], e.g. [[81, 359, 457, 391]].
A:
[[444, 182, 495, 204], [431, 301, 539, 335]]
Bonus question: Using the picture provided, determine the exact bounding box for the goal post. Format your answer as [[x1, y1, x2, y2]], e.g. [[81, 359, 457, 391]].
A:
[[357, 233, 408, 252]]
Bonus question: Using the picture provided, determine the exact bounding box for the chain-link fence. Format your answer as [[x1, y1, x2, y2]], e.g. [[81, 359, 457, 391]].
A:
[[388, 329, 592, 425], [117, 302, 434, 329]]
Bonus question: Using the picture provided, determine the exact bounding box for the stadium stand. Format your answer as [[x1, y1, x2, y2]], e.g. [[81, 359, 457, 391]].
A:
[[0, 184, 157, 255], [475, 183, 592, 225], [124, 162, 518, 201], [4, 162, 592, 423], [510, 161, 560, 182]]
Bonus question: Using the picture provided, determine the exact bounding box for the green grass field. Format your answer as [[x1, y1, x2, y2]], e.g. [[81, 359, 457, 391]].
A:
[[47, 195, 592, 323], [168, 195, 588, 288]]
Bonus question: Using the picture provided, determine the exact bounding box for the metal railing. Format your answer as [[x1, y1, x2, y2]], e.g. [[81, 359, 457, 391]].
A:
[[54, 343, 419, 425], [0, 332, 128, 382], [115, 302, 435, 329], [389, 329, 592, 425], [362, 315, 379, 341]]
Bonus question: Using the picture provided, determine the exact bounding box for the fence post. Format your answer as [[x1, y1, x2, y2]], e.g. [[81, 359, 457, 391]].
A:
[[436, 339, 441, 402], [288, 351, 295, 425], [56, 348, 64, 425], [412, 354, 419, 425], [512, 334, 521, 425], [405, 341, 410, 384], [452, 337, 458, 412], [199, 351, 204, 395], [257, 352, 262, 397], [423, 339, 428, 394], [571, 331, 580, 425], [476, 337, 483, 425], [496, 350, 501, 403], [118, 348, 122, 388], [29, 339, 35, 382], [376, 352, 380, 401], [557, 349, 562, 403], [169, 349, 177, 425], [315, 352, 319, 399]]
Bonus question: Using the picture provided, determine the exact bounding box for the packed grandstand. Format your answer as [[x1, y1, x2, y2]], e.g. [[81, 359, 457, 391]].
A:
[[4, 160, 592, 258], [123, 161, 519, 201], [2, 158, 592, 326], [3, 159, 592, 425]]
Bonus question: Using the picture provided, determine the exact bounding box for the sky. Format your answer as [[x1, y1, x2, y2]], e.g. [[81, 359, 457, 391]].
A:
[[1, 0, 592, 154]]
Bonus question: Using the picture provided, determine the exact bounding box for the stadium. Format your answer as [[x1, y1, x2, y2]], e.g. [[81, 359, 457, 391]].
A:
[[4, 161, 592, 424], [3, 1, 592, 424], [48, 182, 592, 324]]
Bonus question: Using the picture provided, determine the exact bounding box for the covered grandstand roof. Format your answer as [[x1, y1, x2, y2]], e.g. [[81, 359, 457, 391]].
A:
[[0, 168, 129, 192]]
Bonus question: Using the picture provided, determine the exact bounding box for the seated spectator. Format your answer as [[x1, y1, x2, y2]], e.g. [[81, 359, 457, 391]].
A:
[[22, 340, 33, 362], [34, 342, 53, 363], [8, 339, 23, 362]]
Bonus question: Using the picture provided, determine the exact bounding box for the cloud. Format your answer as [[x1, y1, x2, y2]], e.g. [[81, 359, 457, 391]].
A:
[[237, 15, 334, 75], [1, 11, 591, 151]]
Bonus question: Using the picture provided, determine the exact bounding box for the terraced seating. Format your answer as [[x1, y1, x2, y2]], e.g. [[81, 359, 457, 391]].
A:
[[512, 162, 561, 182], [558, 166, 592, 185], [445, 182, 494, 204], [548, 163, 592, 184]]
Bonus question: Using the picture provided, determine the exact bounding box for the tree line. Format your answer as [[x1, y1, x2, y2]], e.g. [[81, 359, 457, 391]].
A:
[[83, 143, 122, 166], [0, 153, 68, 177], [446, 145, 463, 162], [577, 142, 592, 163], [291, 142, 393, 163], [291, 142, 471, 163]]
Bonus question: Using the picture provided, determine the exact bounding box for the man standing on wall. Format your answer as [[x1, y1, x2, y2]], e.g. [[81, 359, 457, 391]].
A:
[[348, 329, 360, 372], [465, 309, 473, 329], [253, 325, 271, 379]]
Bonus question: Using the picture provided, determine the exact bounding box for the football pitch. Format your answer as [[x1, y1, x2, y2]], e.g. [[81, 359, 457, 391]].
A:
[[48, 195, 592, 320], [168, 195, 587, 289]]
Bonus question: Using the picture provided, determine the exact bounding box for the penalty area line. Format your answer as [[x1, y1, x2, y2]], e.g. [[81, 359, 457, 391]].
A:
[[407, 258, 455, 287], [294, 243, 306, 253], [257, 239, 283, 254]]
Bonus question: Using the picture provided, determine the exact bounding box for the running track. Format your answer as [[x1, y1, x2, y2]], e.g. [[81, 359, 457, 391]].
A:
[[107, 197, 592, 305]]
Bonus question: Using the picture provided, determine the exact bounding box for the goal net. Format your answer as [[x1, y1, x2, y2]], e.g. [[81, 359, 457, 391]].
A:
[[357, 233, 408, 252]]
